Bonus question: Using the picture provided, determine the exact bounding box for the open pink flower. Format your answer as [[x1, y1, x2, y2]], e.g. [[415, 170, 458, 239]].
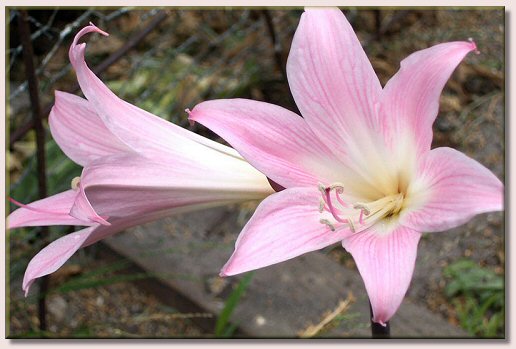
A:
[[189, 8, 504, 325], [8, 24, 274, 295]]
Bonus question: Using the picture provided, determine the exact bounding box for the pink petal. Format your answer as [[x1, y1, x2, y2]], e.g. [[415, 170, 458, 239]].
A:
[[189, 99, 350, 188], [401, 147, 503, 232], [23, 202, 229, 295], [286, 8, 382, 163], [22, 226, 95, 296], [73, 153, 272, 221], [221, 187, 350, 276], [380, 41, 477, 155], [69, 182, 111, 226], [68, 24, 241, 162], [80, 204, 221, 248], [342, 225, 421, 325], [49, 91, 130, 166], [8, 190, 90, 228]]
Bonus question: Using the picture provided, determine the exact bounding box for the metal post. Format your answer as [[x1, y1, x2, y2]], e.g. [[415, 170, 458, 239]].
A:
[[17, 9, 49, 333]]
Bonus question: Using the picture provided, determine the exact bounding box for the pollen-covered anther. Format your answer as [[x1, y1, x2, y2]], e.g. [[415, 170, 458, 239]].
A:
[[319, 218, 336, 232], [353, 203, 370, 216], [318, 199, 325, 213], [71, 176, 81, 190]]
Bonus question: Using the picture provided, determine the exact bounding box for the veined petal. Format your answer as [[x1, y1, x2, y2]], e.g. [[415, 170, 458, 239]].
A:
[[380, 41, 477, 155], [22, 226, 95, 296], [68, 24, 241, 163], [73, 153, 273, 221], [287, 8, 382, 163], [81, 202, 233, 248], [190, 99, 349, 188], [69, 182, 111, 226], [342, 225, 421, 325], [401, 147, 503, 232], [8, 190, 91, 228], [23, 202, 232, 295], [221, 187, 350, 276], [49, 91, 130, 166]]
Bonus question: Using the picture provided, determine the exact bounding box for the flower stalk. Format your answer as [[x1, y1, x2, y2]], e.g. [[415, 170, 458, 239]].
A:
[[370, 303, 390, 338]]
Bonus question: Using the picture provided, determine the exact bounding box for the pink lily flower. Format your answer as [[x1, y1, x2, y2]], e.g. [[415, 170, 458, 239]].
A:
[[189, 8, 504, 325], [8, 24, 274, 296]]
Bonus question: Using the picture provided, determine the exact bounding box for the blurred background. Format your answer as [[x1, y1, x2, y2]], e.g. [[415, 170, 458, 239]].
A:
[[7, 8, 504, 338]]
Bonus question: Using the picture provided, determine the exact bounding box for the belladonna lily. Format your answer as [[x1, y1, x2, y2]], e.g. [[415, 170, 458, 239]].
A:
[[8, 24, 274, 296], [189, 8, 504, 326]]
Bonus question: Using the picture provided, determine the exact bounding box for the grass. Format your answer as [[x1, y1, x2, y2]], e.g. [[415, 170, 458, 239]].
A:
[[443, 259, 504, 337], [214, 272, 254, 337]]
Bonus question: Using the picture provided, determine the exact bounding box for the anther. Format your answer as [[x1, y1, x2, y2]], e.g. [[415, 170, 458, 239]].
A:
[[329, 183, 345, 193], [353, 203, 370, 216], [318, 200, 325, 213], [71, 176, 81, 190], [319, 219, 336, 232]]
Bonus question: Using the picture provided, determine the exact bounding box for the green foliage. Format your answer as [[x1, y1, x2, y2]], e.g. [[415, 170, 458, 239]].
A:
[[443, 259, 504, 337], [214, 272, 254, 338]]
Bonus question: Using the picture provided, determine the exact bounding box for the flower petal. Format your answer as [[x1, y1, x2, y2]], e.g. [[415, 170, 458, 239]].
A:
[[342, 225, 421, 325], [23, 196, 244, 296], [189, 99, 349, 188], [69, 182, 111, 226], [221, 187, 350, 276], [286, 8, 382, 162], [401, 147, 504, 232], [72, 153, 272, 221], [22, 226, 95, 296], [380, 41, 477, 155], [68, 24, 241, 163], [49, 91, 130, 166], [8, 190, 90, 228]]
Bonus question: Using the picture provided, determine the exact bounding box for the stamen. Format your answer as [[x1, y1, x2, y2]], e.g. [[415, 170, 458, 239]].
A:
[[319, 219, 336, 232], [319, 182, 406, 236], [329, 183, 345, 193], [317, 182, 358, 232], [347, 218, 356, 233], [324, 188, 348, 224], [358, 209, 366, 225], [329, 183, 348, 207], [71, 176, 81, 190], [335, 190, 348, 208], [353, 203, 370, 216]]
